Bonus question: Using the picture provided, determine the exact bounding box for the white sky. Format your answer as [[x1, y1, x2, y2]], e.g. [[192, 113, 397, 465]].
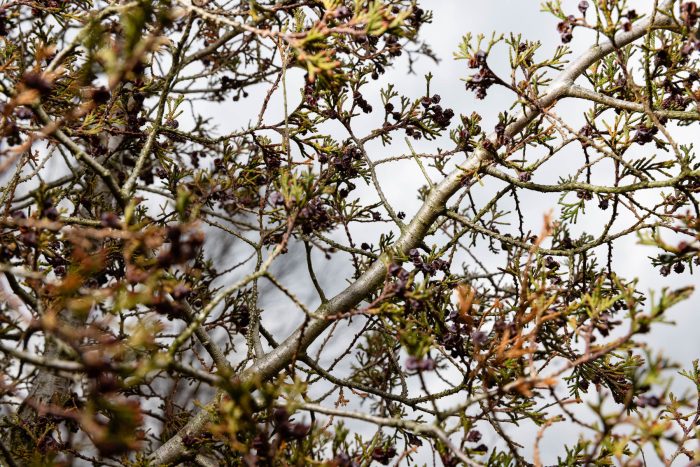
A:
[[2, 1, 696, 464], [184, 2, 699, 464]]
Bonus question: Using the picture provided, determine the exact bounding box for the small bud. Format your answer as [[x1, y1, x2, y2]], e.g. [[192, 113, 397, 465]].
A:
[[466, 429, 482, 442], [578, 1, 589, 14], [22, 71, 53, 95]]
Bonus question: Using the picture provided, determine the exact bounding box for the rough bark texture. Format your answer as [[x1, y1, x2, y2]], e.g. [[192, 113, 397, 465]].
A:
[[3, 309, 81, 465]]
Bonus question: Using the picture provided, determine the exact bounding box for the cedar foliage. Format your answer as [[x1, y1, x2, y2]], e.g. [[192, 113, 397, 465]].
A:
[[0, 1, 699, 465]]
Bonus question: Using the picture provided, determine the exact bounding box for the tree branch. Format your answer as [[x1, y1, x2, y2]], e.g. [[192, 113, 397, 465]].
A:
[[148, 2, 679, 463]]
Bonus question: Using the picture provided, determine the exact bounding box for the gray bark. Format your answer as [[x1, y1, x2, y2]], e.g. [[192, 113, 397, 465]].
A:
[[148, 2, 677, 464]]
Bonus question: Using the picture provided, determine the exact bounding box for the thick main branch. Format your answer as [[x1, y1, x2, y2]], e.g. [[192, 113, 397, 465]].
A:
[[148, 2, 677, 464]]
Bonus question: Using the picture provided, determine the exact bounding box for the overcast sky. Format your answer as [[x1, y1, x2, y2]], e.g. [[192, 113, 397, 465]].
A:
[[417, 2, 700, 463], [182, 2, 700, 464], [0, 1, 696, 465]]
